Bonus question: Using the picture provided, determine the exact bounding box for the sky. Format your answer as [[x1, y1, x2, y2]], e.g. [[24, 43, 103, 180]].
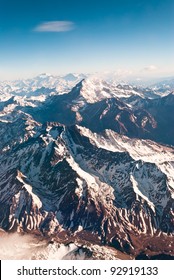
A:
[[0, 0, 173, 80]]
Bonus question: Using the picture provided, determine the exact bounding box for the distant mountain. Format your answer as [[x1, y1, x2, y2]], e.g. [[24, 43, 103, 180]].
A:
[[152, 77, 174, 94], [0, 73, 86, 101], [63, 73, 87, 82]]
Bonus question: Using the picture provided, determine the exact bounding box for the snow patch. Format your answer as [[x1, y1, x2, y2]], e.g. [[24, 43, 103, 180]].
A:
[[130, 174, 155, 212]]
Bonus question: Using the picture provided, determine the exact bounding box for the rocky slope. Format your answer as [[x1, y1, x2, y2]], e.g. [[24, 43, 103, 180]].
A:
[[0, 121, 173, 257]]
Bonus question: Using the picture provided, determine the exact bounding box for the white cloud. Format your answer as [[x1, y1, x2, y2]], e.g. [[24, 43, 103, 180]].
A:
[[113, 69, 133, 76], [33, 21, 75, 32], [0, 232, 83, 260], [93, 69, 133, 79], [143, 65, 158, 72]]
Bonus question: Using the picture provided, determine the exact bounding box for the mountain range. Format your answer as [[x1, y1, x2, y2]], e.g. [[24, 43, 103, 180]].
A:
[[0, 74, 173, 259]]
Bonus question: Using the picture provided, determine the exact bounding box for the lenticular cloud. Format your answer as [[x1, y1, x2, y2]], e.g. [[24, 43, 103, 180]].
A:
[[34, 21, 75, 32]]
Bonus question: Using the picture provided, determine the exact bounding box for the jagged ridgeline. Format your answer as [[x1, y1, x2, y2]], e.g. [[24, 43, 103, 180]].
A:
[[0, 75, 174, 259]]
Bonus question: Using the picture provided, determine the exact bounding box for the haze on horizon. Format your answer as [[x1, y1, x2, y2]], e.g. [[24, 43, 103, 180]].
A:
[[0, 0, 173, 80]]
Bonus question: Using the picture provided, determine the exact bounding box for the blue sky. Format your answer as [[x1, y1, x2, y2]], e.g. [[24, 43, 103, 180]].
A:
[[0, 0, 173, 80]]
